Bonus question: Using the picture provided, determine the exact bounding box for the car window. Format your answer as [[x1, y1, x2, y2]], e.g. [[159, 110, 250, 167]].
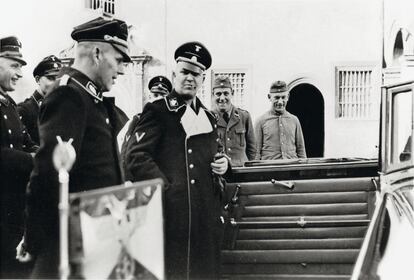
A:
[[391, 90, 412, 164]]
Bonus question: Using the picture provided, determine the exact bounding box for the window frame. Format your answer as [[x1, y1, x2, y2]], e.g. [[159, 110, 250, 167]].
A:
[[335, 64, 379, 120], [381, 81, 414, 173], [200, 67, 250, 111]]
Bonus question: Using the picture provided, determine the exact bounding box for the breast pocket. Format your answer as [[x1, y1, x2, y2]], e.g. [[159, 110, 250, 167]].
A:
[[235, 127, 246, 147]]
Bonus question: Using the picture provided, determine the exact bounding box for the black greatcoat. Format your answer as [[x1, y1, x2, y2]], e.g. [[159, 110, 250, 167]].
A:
[[0, 92, 38, 278], [17, 90, 44, 144], [123, 91, 226, 280], [24, 67, 126, 278]]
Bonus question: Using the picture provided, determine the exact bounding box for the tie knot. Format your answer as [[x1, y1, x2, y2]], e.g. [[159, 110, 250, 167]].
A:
[[223, 112, 230, 123]]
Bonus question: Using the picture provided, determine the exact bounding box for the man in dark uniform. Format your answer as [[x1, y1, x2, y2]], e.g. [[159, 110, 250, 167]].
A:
[[17, 55, 62, 144], [0, 36, 38, 278], [212, 75, 256, 166], [148, 75, 172, 101], [119, 75, 172, 161], [16, 17, 131, 278], [123, 42, 230, 279]]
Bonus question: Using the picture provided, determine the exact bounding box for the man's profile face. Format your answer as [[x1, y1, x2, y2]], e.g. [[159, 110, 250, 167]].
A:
[[213, 87, 233, 113], [0, 57, 23, 92], [95, 45, 125, 92], [173, 63, 203, 100], [268, 91, 289, 114], [38, 75, 57, 95]]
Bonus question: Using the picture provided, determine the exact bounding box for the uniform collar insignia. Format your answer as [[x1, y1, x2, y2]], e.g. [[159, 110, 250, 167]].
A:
[[86, 81, 103, 101], [165, 91, 186, 112], [169, 97, 178, 107], [234, 109, 240, 118], [0, 93, 9, 106], [59, 67, 103, 102], [32, 90, 44, 106]]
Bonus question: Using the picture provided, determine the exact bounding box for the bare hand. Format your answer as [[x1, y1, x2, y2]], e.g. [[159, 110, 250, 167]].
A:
[[16, 238, 33, 263], [211, 155, 228, 175]]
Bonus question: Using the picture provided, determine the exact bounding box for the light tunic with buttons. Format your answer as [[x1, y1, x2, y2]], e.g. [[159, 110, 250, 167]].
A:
[[255, 110, 306, 160]]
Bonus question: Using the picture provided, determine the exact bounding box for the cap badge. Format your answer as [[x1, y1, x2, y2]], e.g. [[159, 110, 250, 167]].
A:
[[195, 45, 201, 52], [51, 57, 56, 61], [54, 63, 58, 68], [220, 82, 224, 86], [159, 77, 163, 82], [191, 56, 198, 62]]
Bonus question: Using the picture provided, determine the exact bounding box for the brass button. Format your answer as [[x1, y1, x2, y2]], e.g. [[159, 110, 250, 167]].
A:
[[189, 164, 194, 169], [3, 115, 7, 120], [8, 129, 11, 134], [188, 149, 192, 154], [190, 179, 195, 184], [9, 144, 13, 148], [105, 118, 110, 124]]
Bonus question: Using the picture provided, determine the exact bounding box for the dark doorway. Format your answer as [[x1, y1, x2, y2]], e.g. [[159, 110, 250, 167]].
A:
[[287, 83, 324, 157]]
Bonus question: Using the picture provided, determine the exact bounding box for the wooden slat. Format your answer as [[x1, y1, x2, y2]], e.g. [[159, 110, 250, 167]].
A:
[[235, 238, 364, 250], [241, 214, 369, 222], [227, 177, 376, 195], [237, 226, 367, 240], [222, 249, 359, 264], [236, 220, 370, 229], [244, 191, 367, 206], [221, 263, 354, 276], [222, 274, 351, 280], [243, 203, 367, 217]]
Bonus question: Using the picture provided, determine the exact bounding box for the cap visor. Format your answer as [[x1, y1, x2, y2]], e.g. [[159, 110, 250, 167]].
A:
[[112, 44, 131, 63], [176, 60, 203, 74], [5, 56, 27, 66]]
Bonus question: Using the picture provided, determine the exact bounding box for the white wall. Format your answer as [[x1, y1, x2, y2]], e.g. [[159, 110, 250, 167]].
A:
[[161, 0, 383, 157], [1, 0, 100, 102], [2, 0, 385, 158]]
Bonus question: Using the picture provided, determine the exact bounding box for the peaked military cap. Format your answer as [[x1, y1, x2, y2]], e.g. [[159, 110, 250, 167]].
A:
[[174, 41, 212, 72], [0, 36, 26, 65], [148, 75, 172, 96], [270, 80, 288, 93], [33, 55, 62, 78], [213, 75, 232, 89], [71, 17, 131, 63]]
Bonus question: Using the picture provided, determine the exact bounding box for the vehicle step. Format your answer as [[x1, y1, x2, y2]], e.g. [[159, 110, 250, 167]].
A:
[[243, 203, 367, 217], [221, 263, 354, 275], [237, 226, 368, 240], [245, 191, 368, 206], [228, 177, 376, 195], [240, 215, 369, 222], [234, 220, 370, 228], [221, 274, 350, 280], [235, 238, 364, 250], [221, 249, 359, 264]]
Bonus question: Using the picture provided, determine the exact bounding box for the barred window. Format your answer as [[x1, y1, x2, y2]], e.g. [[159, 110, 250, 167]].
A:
[[212, 71, 247, 109], [199, 68, 249, 110], [86, 0, 115, 16], [335, 66, 375, 119]]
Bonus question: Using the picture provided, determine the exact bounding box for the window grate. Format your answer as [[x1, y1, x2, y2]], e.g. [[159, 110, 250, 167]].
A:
[[336, 67, 374, 119], [86, 0, 115, 16], [212, 71, 247, 109]]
